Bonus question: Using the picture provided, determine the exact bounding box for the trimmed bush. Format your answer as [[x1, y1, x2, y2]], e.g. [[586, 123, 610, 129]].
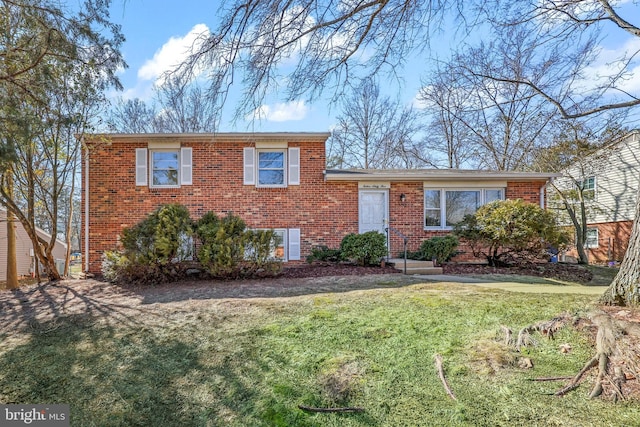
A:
[[101, 204, 194, 285], [453, 199, 569, 266], [419, 235, 459, 265], [120, 203, 194, 265], [196, 212, 281, 278], [340, 231, 387, 266], [306, 245, 342, 263], [101, 206, 282, 284]]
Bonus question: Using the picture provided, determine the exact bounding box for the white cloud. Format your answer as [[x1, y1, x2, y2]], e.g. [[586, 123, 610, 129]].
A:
[[138, 24, 210, 83], [251, 101, 309, 122], [579, 36, 640, 95]]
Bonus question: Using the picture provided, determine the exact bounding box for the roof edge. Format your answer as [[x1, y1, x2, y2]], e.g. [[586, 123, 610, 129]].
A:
[[83, 132, 331, 143], [324, 169, 558, 182]]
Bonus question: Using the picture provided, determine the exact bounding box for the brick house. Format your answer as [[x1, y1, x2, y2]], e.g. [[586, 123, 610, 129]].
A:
[[82, 133, 555, 274], [552, 130, 640, 264]]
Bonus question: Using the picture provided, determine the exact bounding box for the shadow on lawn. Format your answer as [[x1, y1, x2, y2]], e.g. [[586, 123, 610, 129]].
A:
[[0, 314, 375, 426], [0, 281, 155, 335], [134, 274, 426, 305]]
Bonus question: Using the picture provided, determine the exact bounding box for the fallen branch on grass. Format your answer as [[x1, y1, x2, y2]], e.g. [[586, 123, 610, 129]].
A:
[[298, 405, 364, 413], [435, 354, 457, 401], [528, 376, 573, 382]]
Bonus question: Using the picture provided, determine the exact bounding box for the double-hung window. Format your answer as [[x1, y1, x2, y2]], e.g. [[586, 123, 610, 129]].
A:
[[243, 146, 300, 187], [271, 229, 286, 260], [136, 147, 192, 188], [247, 228, 301, 262], [585, 228, 599, 248], [151, 150, 179, 187], [424, 188, 504, 229], [577, 176, 596, 200], [258, 150, 286, 187]]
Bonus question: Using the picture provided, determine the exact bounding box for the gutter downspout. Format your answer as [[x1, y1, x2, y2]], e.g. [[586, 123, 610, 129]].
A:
[[84, 151, 90, 273], [540, 181, 547, 209]]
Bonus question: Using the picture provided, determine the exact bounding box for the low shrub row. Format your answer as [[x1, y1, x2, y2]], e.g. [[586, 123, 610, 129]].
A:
[[306, 231, 388, 266], [102, 204, 281, 285]]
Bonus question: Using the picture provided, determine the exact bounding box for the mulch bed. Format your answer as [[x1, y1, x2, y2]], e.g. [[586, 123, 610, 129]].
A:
[[279, 262, 400, 279], [442, 262, 594, 283]]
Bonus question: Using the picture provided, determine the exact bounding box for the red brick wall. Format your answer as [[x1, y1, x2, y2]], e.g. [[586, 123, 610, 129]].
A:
[[83, 136, 355, 272], [565, 220, 633, 264], [82, 137, 549, 272], [383, 181, 547, 261]]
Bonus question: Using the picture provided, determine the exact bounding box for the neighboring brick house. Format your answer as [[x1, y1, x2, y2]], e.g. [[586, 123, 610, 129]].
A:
[[81, 133, 555, 274], [553, 130, 640, 264]]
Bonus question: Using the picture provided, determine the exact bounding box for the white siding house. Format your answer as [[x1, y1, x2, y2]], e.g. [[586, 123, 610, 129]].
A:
[[0, 209, 67, 281], [552, 131, 640, 263]]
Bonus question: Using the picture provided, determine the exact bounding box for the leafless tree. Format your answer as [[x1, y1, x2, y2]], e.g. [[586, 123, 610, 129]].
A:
[[420, 28, 559, 171], [481, 0, 639, 119], [418, 62, 479, 169], [532, 122, 626, 264], [107, 77, 217, 133], [154, 77, 218, 132], [326, 79, 421, 169], [176, 0, 463, 121], [107, 98, 158, 133]]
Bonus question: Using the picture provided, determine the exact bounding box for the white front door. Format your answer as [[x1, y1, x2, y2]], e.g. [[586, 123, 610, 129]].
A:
[[359, 190, 388, 234]]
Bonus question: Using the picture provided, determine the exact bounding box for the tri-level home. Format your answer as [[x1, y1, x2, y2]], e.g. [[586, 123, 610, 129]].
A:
[[552, 130, 640, 264], [81, 133, 555, 274]]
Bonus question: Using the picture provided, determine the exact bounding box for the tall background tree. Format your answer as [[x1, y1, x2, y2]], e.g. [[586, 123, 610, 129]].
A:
[[419, 28, 559, 171], [417, 62, 477, 169], [326, 79, 421, 169], [0, 0, 124, 283], [106, 76, 217, 133]]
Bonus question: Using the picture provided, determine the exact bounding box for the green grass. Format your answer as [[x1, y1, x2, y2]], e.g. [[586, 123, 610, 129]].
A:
[[1, 282, 637, 426]]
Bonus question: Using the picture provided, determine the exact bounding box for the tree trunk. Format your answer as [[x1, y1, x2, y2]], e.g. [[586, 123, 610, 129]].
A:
[[5, 172, 18, 289], [601, 189, 640, 305], [6, 207, 18, 290]]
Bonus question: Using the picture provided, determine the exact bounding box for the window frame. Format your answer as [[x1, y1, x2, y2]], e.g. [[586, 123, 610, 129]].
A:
[[271, 229, 287, 261], [150, 149, 180, 188], [256, 149, 287, 188], [578, 176, 596, 200], [585, 227, 599, 248], [424, 187, 505, 230]]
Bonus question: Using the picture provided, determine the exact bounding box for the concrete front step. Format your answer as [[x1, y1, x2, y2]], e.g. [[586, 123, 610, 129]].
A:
[[386, 258, 444, 275]]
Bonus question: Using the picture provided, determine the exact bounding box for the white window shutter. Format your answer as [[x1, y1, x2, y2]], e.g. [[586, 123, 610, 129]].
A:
[[181, 147, 192, 185], [135, 148, 147, 186], [288, 147, 300, 185], [243, 147, 255, 185], [288, 228, 301, 261]]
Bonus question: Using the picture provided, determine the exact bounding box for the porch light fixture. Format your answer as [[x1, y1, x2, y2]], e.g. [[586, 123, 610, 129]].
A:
[[400, 193, 406, 203]]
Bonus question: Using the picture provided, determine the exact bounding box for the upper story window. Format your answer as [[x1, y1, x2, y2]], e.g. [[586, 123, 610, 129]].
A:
[[577, 176, 596, 200], [136, 147, 192, 188], [151, 150, 179, 187], [244, 146, 300, 187], [258, 150, 286, 187], [425, 188, 504, 229]]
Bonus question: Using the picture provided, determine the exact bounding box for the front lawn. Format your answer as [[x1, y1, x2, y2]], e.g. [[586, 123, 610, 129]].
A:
[[0, 278, 637, 426]]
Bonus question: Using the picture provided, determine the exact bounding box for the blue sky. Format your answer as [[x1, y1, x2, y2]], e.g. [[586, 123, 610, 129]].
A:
[[107, 1, 640, 133], [107, 0, 457, 133]]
